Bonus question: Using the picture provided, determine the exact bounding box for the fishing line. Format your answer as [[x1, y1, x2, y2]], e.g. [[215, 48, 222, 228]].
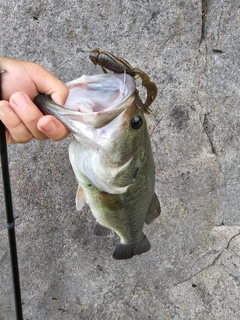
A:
[[122, 69, 127, 98], [0, 69, 23, 319]]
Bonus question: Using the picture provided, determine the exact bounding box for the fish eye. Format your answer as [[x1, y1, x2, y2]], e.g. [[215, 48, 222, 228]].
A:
[[131, 116, 143, 129]]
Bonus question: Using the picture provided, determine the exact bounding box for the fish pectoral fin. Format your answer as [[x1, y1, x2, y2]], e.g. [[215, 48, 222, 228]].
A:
[[76, 185, 86, 211], [112, 235, 151, 260], [93, 221, 114, 237], [145, 192, 161, 225]]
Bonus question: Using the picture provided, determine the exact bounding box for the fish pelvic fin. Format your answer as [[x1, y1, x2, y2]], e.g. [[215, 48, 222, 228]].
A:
[[113, 235, 151, 260], [76, 185, 86, 211], [93, 221, 114, 237], [145, 192, 161, 225]]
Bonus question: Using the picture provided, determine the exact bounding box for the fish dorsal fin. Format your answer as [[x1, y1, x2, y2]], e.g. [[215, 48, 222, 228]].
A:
[[145, 192, 161, 225]]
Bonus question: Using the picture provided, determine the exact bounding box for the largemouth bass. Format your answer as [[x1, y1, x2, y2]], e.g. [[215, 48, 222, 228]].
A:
[[35, 73, 160, 259]]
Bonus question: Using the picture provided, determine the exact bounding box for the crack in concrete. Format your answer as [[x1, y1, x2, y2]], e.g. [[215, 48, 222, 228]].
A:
[[200, 0, 207, 44], [214, 3, 224, 50], [202, 113, 217, 155], [150, 115, 164, 137], [174, 231, 240, 286], [229, 247, 240, 259]]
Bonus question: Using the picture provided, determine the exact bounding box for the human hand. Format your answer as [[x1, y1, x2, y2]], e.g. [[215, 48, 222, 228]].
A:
[[0, 57, 69, 143]]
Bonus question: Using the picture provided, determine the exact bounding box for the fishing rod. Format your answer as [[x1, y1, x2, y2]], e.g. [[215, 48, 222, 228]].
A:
[[0, 70, 23, 319]]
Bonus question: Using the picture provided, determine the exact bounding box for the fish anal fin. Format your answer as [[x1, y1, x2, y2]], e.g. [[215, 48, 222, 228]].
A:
[[145, 192, 161, 225], [93, 221, 114, 237], [113, 235, 151, 260]]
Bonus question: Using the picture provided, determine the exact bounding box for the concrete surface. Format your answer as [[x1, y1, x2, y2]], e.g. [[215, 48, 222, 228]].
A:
[[0, 0, 240, 319]]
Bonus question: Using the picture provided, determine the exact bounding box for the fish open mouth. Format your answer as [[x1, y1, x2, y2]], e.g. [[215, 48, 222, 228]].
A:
[[64, 73, 135, 114], [34, 73, 136, 133]]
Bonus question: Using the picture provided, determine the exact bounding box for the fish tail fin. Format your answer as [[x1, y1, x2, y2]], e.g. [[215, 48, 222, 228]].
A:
[[113, 235, 151, 260]]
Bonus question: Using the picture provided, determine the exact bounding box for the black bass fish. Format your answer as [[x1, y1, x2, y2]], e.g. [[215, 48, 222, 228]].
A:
[[34, 73, 160, 259]]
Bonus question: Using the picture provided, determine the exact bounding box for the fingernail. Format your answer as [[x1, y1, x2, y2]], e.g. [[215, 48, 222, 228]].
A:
[[0, 101, 11, 114], [43, 120, 56, 133], [11, 92, 29, 108]]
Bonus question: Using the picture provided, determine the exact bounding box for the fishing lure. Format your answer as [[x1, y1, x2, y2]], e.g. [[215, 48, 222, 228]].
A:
[[89, 49, 157, 115]]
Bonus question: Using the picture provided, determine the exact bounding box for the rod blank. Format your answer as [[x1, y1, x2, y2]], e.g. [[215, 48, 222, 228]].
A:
[[0, 70, 23, 319]]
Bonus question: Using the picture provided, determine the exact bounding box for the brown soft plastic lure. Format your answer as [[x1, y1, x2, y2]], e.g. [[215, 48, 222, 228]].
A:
[[89, 49, 157, 115]]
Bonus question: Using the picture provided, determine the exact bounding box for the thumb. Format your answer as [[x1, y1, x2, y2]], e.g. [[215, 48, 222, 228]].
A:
[[25, 62, 69, 105], [50, 86, 69, 106]]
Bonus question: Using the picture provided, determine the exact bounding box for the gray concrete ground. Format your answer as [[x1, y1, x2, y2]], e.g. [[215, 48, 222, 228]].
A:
[[0, 1, 240, 319]]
